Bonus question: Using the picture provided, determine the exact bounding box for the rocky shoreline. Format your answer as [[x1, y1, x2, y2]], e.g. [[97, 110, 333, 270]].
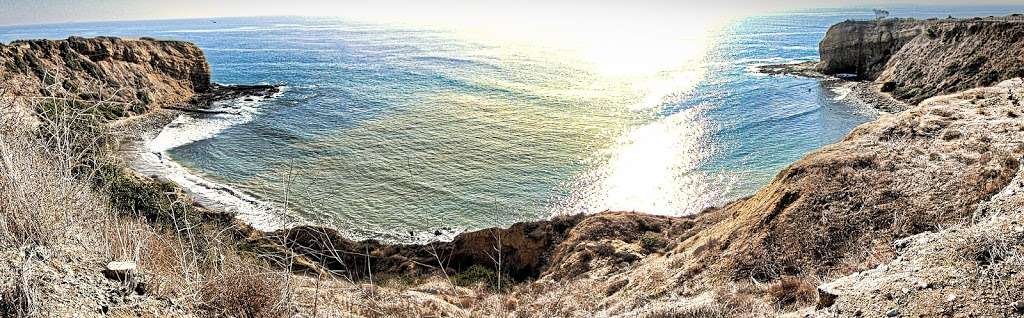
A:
[[112, 84, 286, 229], [6, 14, 1024, 314], [757, 62, 910, 113]]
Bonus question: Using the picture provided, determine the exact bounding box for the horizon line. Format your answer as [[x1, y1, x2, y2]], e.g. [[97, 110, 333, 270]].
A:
[[3, 2, 1023, 28]]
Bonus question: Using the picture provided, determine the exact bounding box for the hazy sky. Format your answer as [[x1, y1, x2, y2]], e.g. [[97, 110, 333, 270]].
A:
[[0, 0, 1020, 26]]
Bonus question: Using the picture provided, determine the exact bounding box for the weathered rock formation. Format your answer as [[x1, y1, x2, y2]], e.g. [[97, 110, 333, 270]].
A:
[[0, 36, 211, 119], [266, 215, 589, 281], [817, 19, 922, 80], [255, 212, 690, 283], [818, 17, 1024, 104]]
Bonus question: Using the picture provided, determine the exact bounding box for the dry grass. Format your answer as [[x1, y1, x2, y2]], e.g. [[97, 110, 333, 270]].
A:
[[0, 106, 107, 248], [765, 276, 817, 309], [0, 80, 119, 316], [200, 266, 289, 317], [0, 78, 306, 317], [0, 260, 34, 317]]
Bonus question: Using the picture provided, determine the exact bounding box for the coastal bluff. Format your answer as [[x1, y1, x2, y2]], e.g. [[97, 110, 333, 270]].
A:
[[817, 16, 1024, 104], [3, 23, 1024, 315], [0, 36, 211, 119]]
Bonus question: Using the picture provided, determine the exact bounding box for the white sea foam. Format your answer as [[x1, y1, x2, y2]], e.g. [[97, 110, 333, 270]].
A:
[[134, 149, 285, 230], [830, 82, 854, 101], [149, 89, 285, 152], [780, 45, 815, 51], [131, 88, 290, 231]]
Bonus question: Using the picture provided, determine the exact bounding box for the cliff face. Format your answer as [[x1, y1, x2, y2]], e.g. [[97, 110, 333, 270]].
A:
[[879, 21, 1024, 104], [0, 36, 211, 118], [818, 18, 1024, 105], [816, 19, 922, 80]]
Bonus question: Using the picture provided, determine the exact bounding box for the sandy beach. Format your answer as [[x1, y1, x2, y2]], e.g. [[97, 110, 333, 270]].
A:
[[111, 86, 288, 231]]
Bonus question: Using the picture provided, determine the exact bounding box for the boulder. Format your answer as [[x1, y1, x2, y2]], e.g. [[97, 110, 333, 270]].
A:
[[102, 261, 137, 281], [816, 285, 839, 309]]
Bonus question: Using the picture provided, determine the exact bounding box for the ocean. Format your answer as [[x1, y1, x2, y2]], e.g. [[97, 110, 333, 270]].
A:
[[3, 5, 1022, 241]]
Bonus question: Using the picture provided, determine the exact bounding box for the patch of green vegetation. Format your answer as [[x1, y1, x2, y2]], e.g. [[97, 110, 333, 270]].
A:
[[452, 265, 511, 290], [981, 70, 1003, 86], [377, 273, 421, 287], [639, 232, 668, 252], [93, 162, 204, 226], [1011, 67, 1024, 80], [3, 58, 18, 71], [11, 55, 29, 70], [881, 81, 898, 93]]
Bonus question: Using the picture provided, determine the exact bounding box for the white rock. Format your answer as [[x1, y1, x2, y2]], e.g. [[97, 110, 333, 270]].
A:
[[102, 261, 137, 281]]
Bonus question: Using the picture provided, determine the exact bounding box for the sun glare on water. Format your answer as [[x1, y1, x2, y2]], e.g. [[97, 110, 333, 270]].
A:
[[438, 10, 727, 216], [344, 6, 733, 217]]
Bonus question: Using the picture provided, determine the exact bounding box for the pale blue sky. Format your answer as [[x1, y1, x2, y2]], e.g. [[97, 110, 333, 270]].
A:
[[0, 0, 1020, 26]]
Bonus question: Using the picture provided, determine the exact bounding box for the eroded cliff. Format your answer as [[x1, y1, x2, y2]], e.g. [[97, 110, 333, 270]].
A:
[[5, 26, 1024, 316], [816, 19, 922, 80], [818, 17, 1024, 105], [0, 36, 211, 119]]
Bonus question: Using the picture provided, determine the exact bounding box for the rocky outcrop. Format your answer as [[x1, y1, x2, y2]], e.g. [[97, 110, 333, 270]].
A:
[[817, 19, 922, 80], [817, 17, 1024, 105], [878, 20, 1024, 104], [262, 213, 689, 282], [255, 214, 586, 281], [0, 36, 211, 119]]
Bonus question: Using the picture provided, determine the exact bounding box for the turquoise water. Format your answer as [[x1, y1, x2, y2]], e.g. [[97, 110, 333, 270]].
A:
[[4, 5, 1022, 240]]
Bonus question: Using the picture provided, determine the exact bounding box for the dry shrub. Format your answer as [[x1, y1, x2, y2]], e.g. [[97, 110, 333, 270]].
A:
[[635, 304, 727, 318], [0, 74, 116, 248], [133, 225, 197, 298], [0, 264, 34, 318], [765, 276, 817, 308], [0, 115, 106, 247], [200, 267, 288, 317], [103, 214, 150, 263], [706, 282, 775, 317]]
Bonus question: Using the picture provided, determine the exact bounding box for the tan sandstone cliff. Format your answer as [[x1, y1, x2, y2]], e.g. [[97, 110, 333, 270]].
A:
[[818, 17, 1024, 105], [0, 36, 211, 120]]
